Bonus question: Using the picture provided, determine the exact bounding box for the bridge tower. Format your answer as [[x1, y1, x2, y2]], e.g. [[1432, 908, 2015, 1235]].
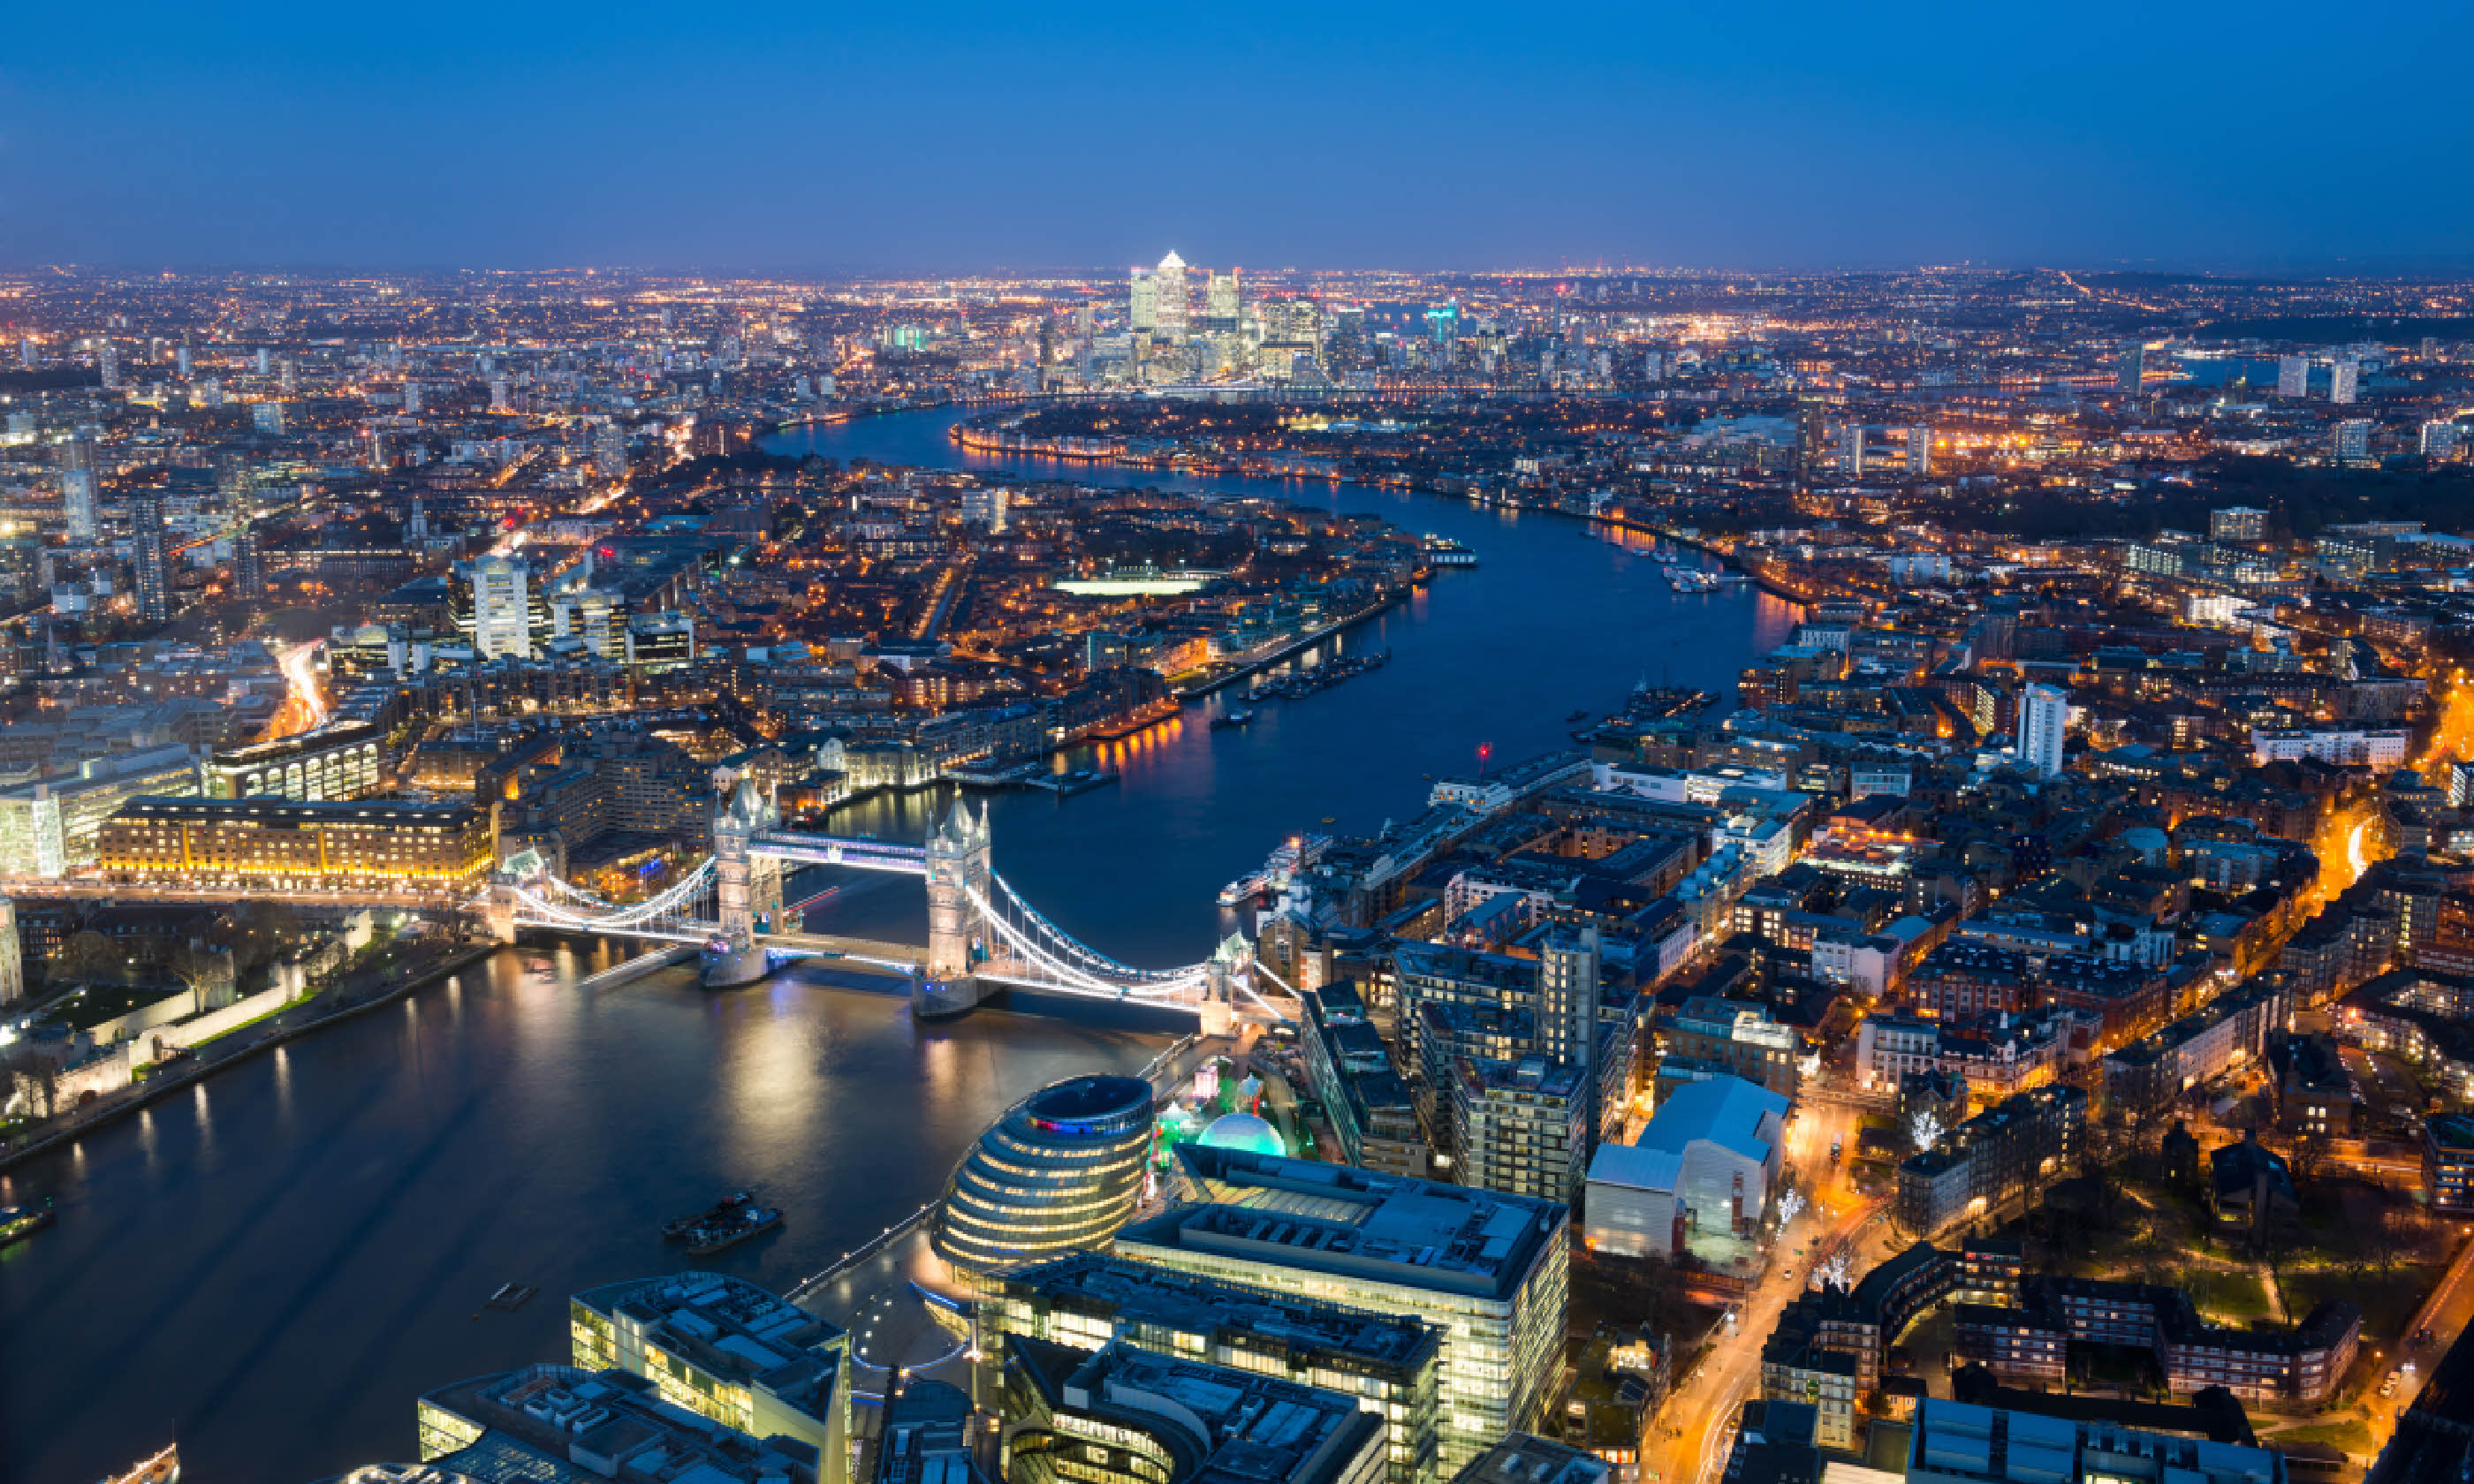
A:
[[925, 799, 991, 980], [704, 771, 780, 988], [482, 881, 522, 944], [1201, 932, 1248, 1038]]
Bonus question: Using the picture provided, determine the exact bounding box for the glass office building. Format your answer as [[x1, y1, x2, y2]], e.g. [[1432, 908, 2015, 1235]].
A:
[[934, 1074, 1154, 1275], [1113, 1145, 1568, 1478]]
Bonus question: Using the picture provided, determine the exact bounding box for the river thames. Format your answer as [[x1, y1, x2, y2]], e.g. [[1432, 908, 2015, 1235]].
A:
[[766, 406, 1802, 963], [0, 406, 1791, 1482]]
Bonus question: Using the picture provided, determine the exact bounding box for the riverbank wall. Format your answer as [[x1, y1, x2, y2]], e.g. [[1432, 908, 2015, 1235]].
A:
[[1174, 591, 1406, 700], [0, 943, 499, 1177]]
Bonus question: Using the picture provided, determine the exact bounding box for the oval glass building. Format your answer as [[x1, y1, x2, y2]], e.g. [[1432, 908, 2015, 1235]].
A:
[[934, 1074, 1155, 1275]]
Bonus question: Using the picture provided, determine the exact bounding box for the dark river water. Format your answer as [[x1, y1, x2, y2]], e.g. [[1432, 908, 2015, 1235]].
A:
[[0, 405, 1788, 1483], [767, 405, 1800, 965]]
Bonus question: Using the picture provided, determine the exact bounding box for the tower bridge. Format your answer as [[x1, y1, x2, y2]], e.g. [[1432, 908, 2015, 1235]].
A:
[[486, 775, 1291, 1029]]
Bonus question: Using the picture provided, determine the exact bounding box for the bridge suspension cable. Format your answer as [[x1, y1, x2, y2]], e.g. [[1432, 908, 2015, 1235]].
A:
[[506, 859, 719, 932], [958, 880, 1208, 997], [983, 870, 1192, 983]]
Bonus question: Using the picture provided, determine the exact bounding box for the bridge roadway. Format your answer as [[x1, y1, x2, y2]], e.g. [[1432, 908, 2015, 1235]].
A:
[[759, 931, 926, 975]]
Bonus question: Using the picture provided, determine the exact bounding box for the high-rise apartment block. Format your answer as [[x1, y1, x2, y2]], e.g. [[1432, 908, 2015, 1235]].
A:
[[132, 488, 171, 625], [2209, 505, 2267, 542], [2017, 684, 2068, 777], [2276, 354, 2311, 397], [2330, 359, 2360, 404], [455, 556, 537, 659], [1451, 1053, 1590, 1203], [2333, 419, 2372, 462]]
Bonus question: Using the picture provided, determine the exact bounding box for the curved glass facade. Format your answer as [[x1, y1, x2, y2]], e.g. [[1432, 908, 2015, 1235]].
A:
[[935, 1074, 1155, 1275]]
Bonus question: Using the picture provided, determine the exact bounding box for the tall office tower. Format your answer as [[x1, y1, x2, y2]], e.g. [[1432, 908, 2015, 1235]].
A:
[[402, 379, 421, 414], [277, 357, 296, 393], [58, 436, 100, 541], [2018, 684, 2068, 777], [1203, 269, 1241, 333], [1128, 269, 1159, 334], [1643, 349, 1665, 382], [0, 898, 21, 1003], [97, 340, 119, 390], [1839, 420, 1865, 474], [2114, 338, 2144, 392], [1790, 396, 1826, 475], [2277, 354, 2311, 397], [232, 520, 262, 599], [2422, 420, 2463, 459], [456, 556, 535, 659], [1074, 303, 1095, 342], [1906, 424, 1931, 474], [2330, 359, 2360, 404], [175, 344, 193, 378], [2333, 419, 2372, 462], [16, 336, 34, 369], [595, 420, 626, 477], [489, 378, 512, 412], [1154, 250, 1189, 338], [255, 347, 272, 375], [132, 488, 171, 625]]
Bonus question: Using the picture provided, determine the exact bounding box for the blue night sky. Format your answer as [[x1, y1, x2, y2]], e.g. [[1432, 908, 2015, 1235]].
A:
[[3, 0, 2469, 271]]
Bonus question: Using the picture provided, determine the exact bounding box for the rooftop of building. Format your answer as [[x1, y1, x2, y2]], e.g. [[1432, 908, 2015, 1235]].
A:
[[1909, 1397, 2283, 1484], [2428, 1111, 2474, 1150], [1452, 1432, 1614, 1484], [1455, 1053, 1589, 1102], [983, 1251, 1442, 1369], [1947, 1365, 2255, 1446], [418, 1364, 823, 1483], [1125, 1144, 1566, 1300], [109, 793, 484, 826], [573, 1271, 844, 1407], [1637, 1073, 1787, 1166], [1011, 1336, 1385, 1484], [209, 717, 385, 766]]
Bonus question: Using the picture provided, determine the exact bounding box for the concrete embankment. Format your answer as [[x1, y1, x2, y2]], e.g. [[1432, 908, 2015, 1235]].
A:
[[0, 943, 500, 1176]]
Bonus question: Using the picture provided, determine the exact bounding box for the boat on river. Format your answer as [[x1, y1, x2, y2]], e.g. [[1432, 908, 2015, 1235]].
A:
[[1211, 708, 1255, 730], [663, 1192, 753, 1239], [1, 1198, 55, 1246], [1028, 768, 1119, 797], [684, 1204, 784, 1256]]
